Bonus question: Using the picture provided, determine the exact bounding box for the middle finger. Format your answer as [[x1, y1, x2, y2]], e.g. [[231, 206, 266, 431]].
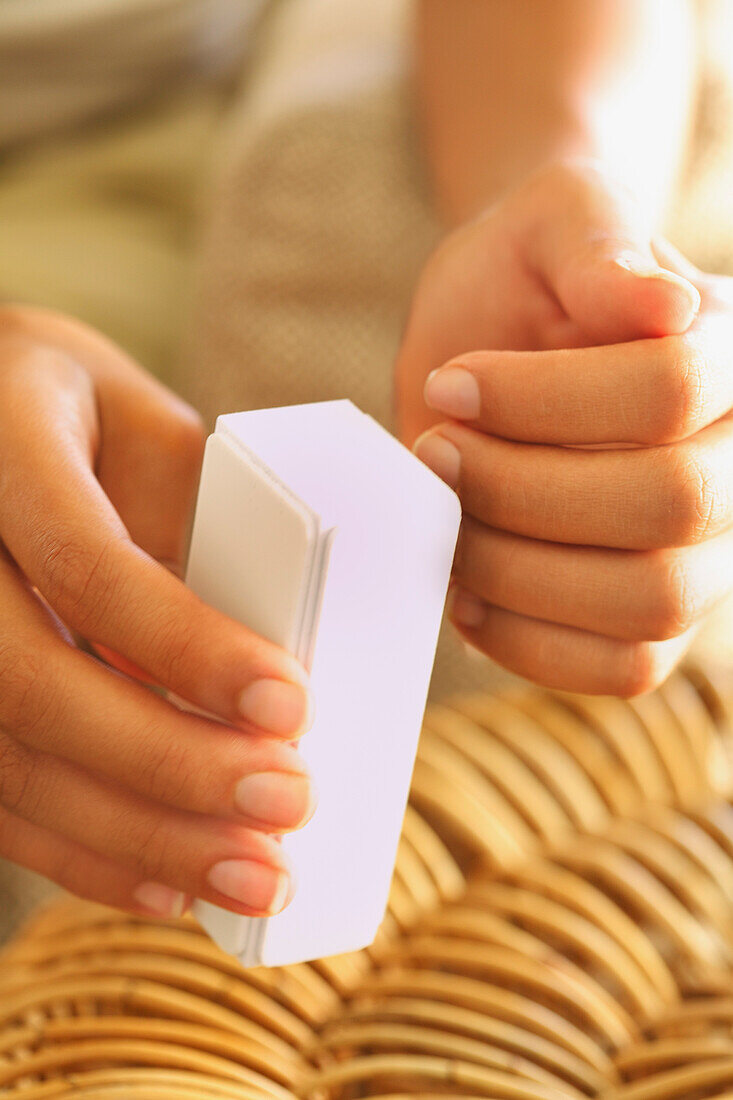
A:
[[414, 416, 733, 550], [0, 555, 314, 831]]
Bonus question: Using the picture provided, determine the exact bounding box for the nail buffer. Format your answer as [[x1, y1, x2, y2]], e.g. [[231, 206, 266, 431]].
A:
[[184, 399, 461, 967]]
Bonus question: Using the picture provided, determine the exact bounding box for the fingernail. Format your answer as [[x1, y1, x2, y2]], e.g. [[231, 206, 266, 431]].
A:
[[424, 367, 481, 420], [449, 586, 487, 629], [237, 679, 314, 737], [613, 253, 702, 311], [207, 859, 290, 913], [133, 882, 186, 918], [412, 432, 460, 489], [614, 252, 666, 278], [234, 771, 315, 829]]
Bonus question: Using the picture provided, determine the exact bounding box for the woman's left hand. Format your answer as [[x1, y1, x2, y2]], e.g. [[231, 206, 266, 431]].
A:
[[395, 161, 733, 695]]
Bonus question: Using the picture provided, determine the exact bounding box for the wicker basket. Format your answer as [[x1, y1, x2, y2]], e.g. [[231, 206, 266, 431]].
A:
[[3, 663, 733, 1099]]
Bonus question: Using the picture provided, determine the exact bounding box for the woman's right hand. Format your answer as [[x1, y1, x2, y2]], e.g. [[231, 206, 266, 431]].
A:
[[0, 305, 316, 920]]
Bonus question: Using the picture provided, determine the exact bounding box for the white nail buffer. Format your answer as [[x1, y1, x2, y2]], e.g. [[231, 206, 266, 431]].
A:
[[184, 400, 461, 967]]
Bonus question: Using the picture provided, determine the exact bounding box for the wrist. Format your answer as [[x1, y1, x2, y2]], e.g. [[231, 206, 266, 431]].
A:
[[429, 125, 598, 228]]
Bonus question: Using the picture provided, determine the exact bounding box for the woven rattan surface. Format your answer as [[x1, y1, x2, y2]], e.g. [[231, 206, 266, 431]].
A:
[[2, 664, 733, 1099]]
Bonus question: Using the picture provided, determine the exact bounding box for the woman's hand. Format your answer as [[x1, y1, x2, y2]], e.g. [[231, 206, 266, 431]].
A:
[[0, 305, 316, 918], [396, 160, 733, 696]]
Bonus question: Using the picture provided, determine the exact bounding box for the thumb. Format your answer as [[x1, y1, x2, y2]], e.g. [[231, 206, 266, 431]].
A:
[[521, 162, 701, 343]]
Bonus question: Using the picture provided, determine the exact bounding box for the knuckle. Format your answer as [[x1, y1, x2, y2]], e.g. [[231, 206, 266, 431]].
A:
[[161, 404, 206, 474], [147, 610, 199, 689], [0, 303, 27, 331], [0, 735, 35, 815], [135, 720, 192, 808], [527, 157, 587, 195], [653, 339, 707, 443], [38, 530, 121, 634], [0, 337, 85, 410], [667, 453, 725, 546], [0, 304, 41, 349], [614, 642, 667, 698], [0, 303, 53, 331], [0, 645, 58, 745], [522, 156, 617, 207], [642, 552, 699, 640], [126, 810, 171, 883]]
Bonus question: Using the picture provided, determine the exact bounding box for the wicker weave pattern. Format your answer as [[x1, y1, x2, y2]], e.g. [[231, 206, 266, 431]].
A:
[[2, 664, 733, 1099]]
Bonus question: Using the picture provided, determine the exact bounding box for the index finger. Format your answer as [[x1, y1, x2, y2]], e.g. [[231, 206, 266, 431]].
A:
[[424, 301, 733, 448], [0, 347, 312, 739]]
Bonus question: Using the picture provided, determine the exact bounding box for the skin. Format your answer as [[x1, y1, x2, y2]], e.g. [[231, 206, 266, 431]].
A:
[[393, 0, 730, 696], [413, 0, 695, 226], [0, 306, 316, 918], [0, 0, 720, 911], [396, 162, 733, 695]]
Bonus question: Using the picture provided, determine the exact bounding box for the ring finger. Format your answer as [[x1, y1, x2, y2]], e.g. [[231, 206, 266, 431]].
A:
[[0, 731, 294, 917], [0, 805, 191, 918], [453, 518, 733, 641], [447, 602, 695, 697]]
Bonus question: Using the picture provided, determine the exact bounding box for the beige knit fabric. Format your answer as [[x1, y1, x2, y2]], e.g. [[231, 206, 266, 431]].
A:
[[179, 0, 431, 432]]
